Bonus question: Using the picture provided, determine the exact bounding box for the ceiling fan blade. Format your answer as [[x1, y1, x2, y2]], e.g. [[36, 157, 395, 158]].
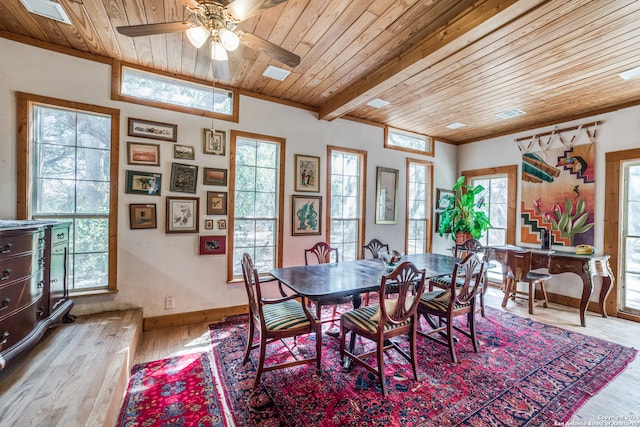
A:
[[238, 31, 300, 67], [180, 0, 201, 9], [227, 0, 287, 21], [116, 21, 196, 37]]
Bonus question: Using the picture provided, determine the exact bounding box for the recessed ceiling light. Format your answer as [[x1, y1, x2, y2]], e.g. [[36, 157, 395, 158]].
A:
[[496, 108, 526, 119], [262, 65, 291, 81], [446, 122, 466, 129], [366, 98, 390, 108], [19, 0, 72, 25], [619, 66, 640, 80]]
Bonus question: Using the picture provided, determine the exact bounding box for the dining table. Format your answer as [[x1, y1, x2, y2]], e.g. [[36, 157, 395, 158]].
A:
[[270, 253, 458, 370]]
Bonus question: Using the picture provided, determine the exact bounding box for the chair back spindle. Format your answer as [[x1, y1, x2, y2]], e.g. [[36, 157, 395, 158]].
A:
[[305, 242, 339, 265], [362, 238, 390, 259]]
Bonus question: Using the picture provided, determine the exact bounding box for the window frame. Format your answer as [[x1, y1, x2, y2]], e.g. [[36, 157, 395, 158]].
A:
[[326, 145, 367, 260], [16, 91, 119, 294], [405, 157, 434, 254], [227, 130, 286, 281], [384, 126, 434, 157], [111, 60, 239, 123]]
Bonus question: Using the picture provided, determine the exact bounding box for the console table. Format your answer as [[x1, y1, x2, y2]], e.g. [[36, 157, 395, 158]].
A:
[[0, 220, 73, 369], [489, 245, 613, 327]]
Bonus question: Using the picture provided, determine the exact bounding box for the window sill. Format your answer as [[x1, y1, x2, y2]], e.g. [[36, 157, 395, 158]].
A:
[[70, 289, 119, 298]]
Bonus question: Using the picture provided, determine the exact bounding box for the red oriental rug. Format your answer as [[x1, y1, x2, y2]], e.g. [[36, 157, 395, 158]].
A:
[[209, 307, 636, 426], [117, 352, 231, 426]]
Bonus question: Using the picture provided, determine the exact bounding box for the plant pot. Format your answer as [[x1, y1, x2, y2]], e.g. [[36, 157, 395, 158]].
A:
[[455, 232, 473, 245]]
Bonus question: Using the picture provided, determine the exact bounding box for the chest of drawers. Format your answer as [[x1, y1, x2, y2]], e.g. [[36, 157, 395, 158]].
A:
[[0, 221, 73, 368]]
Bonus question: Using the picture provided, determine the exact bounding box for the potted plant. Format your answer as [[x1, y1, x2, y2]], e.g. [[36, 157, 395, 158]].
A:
[[438, 176, 492, 243]]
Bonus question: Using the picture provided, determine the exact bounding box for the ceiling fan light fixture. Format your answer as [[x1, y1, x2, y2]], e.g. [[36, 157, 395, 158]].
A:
[[211, 40, 228, 61], [219, 28, 239, 51], [186, 26, 209, 49]]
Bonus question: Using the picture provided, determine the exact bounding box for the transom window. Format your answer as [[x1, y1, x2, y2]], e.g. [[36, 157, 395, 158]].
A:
[[228, 131, 285, 280], [385, 127, 434, 156], [406, 159, 433, 254], [327, 146, 366, 261]]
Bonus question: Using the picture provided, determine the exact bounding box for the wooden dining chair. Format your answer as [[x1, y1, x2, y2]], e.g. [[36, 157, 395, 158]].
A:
[[340, 261, 426, 396], [501, 249, 551, 314], [241, 253, 321, 390], [429, 238, 488, 316], [418, 253, 485, 364], [304, 242, 350, 334], [361, 238, 390, 259]]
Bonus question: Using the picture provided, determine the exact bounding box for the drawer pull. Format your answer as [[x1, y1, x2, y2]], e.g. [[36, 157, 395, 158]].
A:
[[1, 269, 11, 281], [0, 299, 10, 311], [51, 279, 58, 283], [36, 307, 45, 317], [0, 332, 8, 346], [57, 233, 65, 240], [37, 281, 45, 289], [1, 243, 12, 254]]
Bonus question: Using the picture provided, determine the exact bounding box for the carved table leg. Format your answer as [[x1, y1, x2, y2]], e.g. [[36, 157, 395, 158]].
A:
[[342, 292, 362, 372], [591, 257, 614, 318]]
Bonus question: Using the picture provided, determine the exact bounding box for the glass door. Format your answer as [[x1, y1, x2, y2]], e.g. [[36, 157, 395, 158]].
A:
[[621, 161, 640, 314]]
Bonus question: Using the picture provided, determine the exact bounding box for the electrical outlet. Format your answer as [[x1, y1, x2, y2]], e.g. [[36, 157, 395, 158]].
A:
[[165, 296, 175, 310]]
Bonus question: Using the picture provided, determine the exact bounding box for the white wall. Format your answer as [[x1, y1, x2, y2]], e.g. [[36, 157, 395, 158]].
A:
[[0, 38, 455, 317], [459, 107, 640, 301]]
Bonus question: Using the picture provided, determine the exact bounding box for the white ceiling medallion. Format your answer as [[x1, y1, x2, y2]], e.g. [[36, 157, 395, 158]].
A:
[[19, 0, 72, 25]]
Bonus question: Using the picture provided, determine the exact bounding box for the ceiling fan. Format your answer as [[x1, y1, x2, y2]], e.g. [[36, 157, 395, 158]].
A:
[[116, 0, 300, 79]]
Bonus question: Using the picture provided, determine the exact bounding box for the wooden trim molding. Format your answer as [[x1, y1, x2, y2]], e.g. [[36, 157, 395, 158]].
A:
[[143, 304, 249, 331]]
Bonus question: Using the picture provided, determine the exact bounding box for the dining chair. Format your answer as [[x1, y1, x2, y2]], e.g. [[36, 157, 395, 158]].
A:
[[304, 242, 349, 334], [417, 253, 485, 364], [429, 238, 488, 316], [339, 261, 426, 396], [501, 249, 551, 314], [241, 253, 321, 390], [361, 238, 390, 305]]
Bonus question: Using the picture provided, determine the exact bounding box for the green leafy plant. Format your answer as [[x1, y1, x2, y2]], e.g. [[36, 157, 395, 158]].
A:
[[438, 176, 492, 240]]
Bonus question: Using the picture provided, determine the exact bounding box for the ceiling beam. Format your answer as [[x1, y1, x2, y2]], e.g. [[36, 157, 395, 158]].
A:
[[318, 0, 550, 121]]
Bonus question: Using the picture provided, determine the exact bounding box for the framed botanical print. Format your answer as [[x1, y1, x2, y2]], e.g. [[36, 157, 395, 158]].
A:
[[170, 162, 198, 193], [294, 154, 320, 192], [292, 195, 322, 235], [166, 197, 199, 233], [203, 129, 226, 155], [125, 170, 161, 196]]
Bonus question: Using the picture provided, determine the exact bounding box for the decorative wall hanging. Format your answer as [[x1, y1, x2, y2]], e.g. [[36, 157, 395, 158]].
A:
[[292, 195, 321, 235], [166, 197, 199, 233], [128, 118, 177, 142], [517, 122, 599, 248], [294, 154, 320, 192]]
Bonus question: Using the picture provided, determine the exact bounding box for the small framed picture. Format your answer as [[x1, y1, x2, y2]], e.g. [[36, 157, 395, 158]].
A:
[[375, 166, 399, 225], [170, 162, 198, 194], [174, 144, 195, 160], [128, 117, 177, 142], [129, 204, 157, 230], [218, 219, 227, 230], [199, 235, 226, 255], [203, 167, 227, 186], [292, 195, 322, 235], [436, 188, 454, 210], [166, 197, 199, 233], [294, 154, 320, 192], [125, 170, 161, 196], [204, 219, 214, 230], [127, 141, 160, 166], [203, 129, 226, 155], [207, 192, 228, 215]]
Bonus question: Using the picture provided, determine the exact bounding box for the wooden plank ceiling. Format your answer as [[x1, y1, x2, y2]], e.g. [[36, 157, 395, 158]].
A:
[[1, 0, 640, 144]]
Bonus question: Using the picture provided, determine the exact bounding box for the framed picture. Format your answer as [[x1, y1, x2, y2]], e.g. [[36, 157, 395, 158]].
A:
[[170, 162, 198, 194], [129, 204, 157, 230], [199, 235, 226, 255], [375, 166, 399, 224], [203, 129, 226, 155], [203, 167, 227, 186], [294, 154, 320, 192], [166, 197, 199, 233], [292, 195, 322, 236], [125, 170, 161, 196], [127, 141, 160, 166], [174, 144, 195, 160], [205, 219, 214, 230], [128, 117, 177, 142], [436, 188, 454, 210], [218, 219, 227, 230], [207, 192, 227, 215]]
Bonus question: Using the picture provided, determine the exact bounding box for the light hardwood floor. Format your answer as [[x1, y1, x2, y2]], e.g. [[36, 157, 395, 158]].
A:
[[0, 289, 638, 426]]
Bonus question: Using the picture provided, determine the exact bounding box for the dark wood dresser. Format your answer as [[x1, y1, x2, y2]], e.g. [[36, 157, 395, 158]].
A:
[[0, 220, 73, 369]]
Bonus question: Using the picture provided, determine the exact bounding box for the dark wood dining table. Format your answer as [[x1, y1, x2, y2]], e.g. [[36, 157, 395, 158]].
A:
[[270, 253, 458, 370]]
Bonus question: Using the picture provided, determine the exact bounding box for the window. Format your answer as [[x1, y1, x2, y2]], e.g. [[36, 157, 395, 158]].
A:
[[327, 146, 366, 261], [621, 161, 640, 313], [16, 92, 119, 293], [228, 131, 285, 280], [385, 127, 434, 156], [406, 158, 433, 254], [113, 62, 238, 122]]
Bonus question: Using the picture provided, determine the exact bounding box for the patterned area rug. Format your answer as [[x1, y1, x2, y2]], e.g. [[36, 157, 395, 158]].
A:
[[209, 307, 636, 426], [117, 352, 231, 426]]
